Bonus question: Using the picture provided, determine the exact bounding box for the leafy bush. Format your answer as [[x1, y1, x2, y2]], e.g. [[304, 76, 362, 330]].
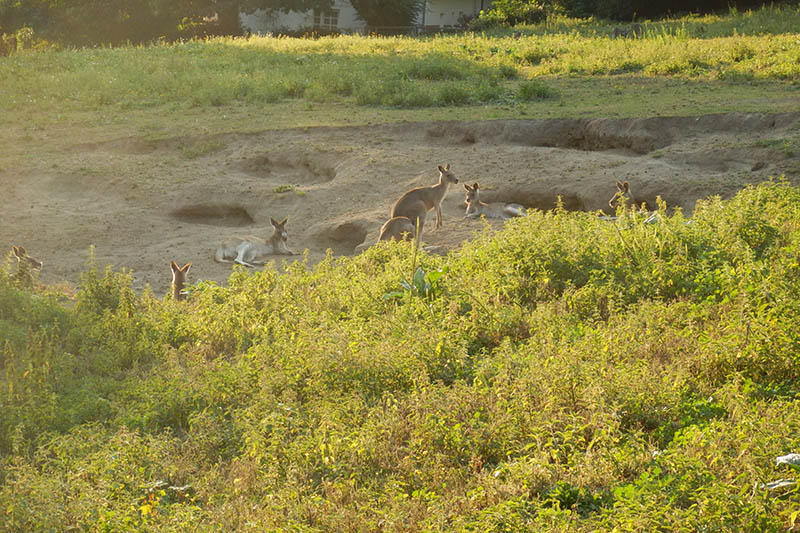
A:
[[3, 182, 800, 529], [516, 79, 559, 100], [470, 0, 549, 29]]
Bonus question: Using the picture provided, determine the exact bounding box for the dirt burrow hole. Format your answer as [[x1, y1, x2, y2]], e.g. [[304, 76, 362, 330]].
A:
[[311, 221, 369, 256]]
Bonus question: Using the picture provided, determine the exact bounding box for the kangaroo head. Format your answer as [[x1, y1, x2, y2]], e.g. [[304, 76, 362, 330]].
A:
[[608, 180, 631, 209], [170, 261, 191, 301], [270, 216, 289, 242], [464, 182, 480, 204], [170, 261, 191, 280], [12, 245, 42, 270], [437, 163, 458, 185]]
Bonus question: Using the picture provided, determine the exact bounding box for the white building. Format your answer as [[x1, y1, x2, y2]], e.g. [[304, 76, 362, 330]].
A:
[[240, 0, 494, 35], [420, 0, 493, 30]]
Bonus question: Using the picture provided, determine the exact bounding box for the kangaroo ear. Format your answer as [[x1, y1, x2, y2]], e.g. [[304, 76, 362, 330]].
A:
[[12, 246, 21, 257], [438, 165, 445, 173], [170, 261, 179, 273], [622, 181, 630, 191], [279, 217, 288, 226], [181, 262, 192, 273], [464, 183, 471, 191], [270, 217, 278, 227], [473, 182, 479, 189], [445, 163, 451, 170], [616, 180, 624, 191]]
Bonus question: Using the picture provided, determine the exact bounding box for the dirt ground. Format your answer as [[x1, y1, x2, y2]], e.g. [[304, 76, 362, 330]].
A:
[[2, 112, 799, 297]]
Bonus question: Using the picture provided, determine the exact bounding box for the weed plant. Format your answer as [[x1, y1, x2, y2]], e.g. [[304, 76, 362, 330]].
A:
[[2, 181, 800, 530]]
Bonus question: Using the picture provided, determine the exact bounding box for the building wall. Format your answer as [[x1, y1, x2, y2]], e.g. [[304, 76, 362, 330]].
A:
[[420, 0, 489, 28], [240, 0, 493, 34], [240, 0, 366, 34]]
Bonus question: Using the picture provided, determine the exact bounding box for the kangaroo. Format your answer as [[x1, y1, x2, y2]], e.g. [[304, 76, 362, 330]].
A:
[[378, 216, 416, 242], [607, 181, 659, 223], [10, 245, 42, 285], [390, 164, 459, 238], [0, 34, 17, 57], [612, 23, 642, 39], [170, 261, 192, 301], [464, 183, 524, 220], [611, 27, 629, 39], [215, 217, 296, 267], [608, 180, 650, 211]]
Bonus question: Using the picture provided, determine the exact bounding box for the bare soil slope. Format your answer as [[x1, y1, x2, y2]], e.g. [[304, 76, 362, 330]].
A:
[[2, 112, 799, 296]]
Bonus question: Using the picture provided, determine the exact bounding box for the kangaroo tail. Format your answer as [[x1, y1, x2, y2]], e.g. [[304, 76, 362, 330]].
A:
[[506, 204, 525, 217]]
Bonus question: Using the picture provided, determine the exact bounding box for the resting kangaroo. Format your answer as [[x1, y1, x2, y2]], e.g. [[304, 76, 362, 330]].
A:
[[390, 164, 459, 238], [170, 261, 192, 301], [215, 217, 296, 267], [464, 182, 524, 220], [378, 216, 416, 242]]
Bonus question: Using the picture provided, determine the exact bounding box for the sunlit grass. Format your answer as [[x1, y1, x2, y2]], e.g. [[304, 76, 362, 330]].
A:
[[2, 5, 798, 116], [2, 182, 800, 530]]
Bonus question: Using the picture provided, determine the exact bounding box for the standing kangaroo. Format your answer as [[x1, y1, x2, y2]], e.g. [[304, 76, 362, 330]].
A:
[[608, 180, 659, 223], [378, 216, 416, 242], [10, 245, 42, 285], [608, 180, 650, 211], [170, 261, 192, 301], [390, 164, 459, 238], [464, 183, 524, 220], [215, 217, 296, 268]]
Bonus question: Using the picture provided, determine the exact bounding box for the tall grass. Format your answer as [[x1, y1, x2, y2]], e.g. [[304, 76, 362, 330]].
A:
[[2, 181, 800, 530], [517, 4, 800, 38], [1, 5, 798, 114]]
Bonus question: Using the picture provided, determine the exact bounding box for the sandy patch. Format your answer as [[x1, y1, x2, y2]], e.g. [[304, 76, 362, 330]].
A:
[[1, 112, 798, 296]]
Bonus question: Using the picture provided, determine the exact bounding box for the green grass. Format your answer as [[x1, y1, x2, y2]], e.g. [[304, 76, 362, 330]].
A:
[[3, 182, 800, 530], [271, 184, 295, 193], [1, 5, 799, 118], [2, 7, 800, 530], [505, 4, 800, 39]]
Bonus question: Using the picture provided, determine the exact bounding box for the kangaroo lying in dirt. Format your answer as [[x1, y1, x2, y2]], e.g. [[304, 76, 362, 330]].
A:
[[463, 182, 525, 220], [390, 164, 459, 238], [169, 261, 192, 301], [215, 217, 296, 267]]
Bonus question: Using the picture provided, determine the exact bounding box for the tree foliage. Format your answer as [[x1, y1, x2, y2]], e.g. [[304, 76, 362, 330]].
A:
[[0, 0, 335, 45], [478, 0, 791, 23]]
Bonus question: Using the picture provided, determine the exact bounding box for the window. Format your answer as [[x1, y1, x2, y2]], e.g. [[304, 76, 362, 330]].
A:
[[313, 9, 339, 30]]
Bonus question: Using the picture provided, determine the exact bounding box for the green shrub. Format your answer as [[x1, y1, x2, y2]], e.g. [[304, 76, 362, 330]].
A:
[[3, 182, 800, 529], [437, 83, 471, 105], [516, 79, 558, 100]]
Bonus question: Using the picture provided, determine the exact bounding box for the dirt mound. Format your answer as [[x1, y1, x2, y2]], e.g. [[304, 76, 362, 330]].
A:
[[171, 204, 255, 227], [423, 112, 799, 155], [234, 152, 337, 185]]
